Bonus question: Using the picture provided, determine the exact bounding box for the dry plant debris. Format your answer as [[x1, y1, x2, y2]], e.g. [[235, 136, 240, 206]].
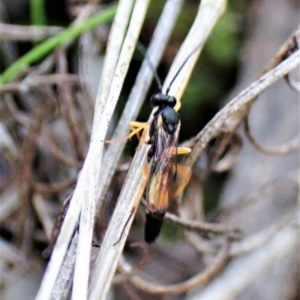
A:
[[0, 0, 299, 300]]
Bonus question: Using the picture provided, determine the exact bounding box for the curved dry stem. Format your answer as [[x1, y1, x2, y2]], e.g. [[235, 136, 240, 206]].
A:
[[216, 169, 299, 218], [230, 208, 297, 256], [185, 232, 218, 255], [165, 212, 241, 239], [113, 244, 149, 285], [32, 194, 54, 240], [185, 169, 299, 257], [240, 28, 300, 156], [184, 49, 300, 167], [243, 115, 300, 155], [43, 130, 81, 167], [33, 177, 77, 194], [118, 238, 230, 295], [284, 73, 300, 92], [57, 49, 85, 162], [208, 133, 243, 173], [194, 223, 298, 299]]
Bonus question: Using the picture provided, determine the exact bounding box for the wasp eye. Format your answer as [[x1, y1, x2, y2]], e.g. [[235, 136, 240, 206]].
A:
[[150, 94, 177, 107]]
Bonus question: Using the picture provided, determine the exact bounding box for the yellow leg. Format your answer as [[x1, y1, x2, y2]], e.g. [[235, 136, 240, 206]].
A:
[[129, 121, 150, 143], [105, 121, 147, 144], [129, 121, 146, 140], [177, 147, 191, 155], [174, 100, 181, 112]]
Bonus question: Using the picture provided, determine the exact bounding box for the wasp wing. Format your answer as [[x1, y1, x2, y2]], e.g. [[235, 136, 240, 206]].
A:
[[146, 119, 180, 212], [144, 119, 181, 243]]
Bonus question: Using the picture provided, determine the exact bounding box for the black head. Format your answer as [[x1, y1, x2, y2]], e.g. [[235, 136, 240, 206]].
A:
[[160, 106, 179, 134], [150, 93, 177, 108]]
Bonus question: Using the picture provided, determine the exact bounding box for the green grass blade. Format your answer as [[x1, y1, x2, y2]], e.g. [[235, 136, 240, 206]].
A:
[[30, 0, 47, 25], [0, 5, 117, 85]]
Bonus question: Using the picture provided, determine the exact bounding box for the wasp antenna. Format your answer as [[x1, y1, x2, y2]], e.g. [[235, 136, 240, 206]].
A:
[[136, 41, 163, 92], [166, 41, 204, 95]]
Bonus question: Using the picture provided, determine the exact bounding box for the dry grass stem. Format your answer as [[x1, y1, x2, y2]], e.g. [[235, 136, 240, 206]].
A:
[[73, 1, 151, 299], [91, 0, 135, 138], [0, 23, 64, 41]]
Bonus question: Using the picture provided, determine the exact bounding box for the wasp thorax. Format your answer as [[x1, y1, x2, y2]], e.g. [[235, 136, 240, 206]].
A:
[[150, 93, 177, 108], [161, 106, 179, 134]]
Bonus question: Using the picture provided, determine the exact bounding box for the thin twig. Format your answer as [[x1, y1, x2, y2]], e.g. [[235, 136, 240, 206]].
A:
[[216, 169, 299, 218], [242, 28, 300, 155], [0, 74, 80, 95], [118, 238, 230, 295], [165, 212, 241, 239], [43, 130, 81, 168], [194, 224, 297, 300], [230, 208, 297, 256], [244, 117, 300, 155], [33, 177, 77, 194], [57, 49, 85, 161], [184, 49, 300, 167], [32, 194, 54, 240], [0, 23, 63, 41]]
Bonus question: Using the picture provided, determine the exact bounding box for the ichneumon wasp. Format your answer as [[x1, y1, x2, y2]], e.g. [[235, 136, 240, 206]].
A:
[[126, 46, 201, 243]]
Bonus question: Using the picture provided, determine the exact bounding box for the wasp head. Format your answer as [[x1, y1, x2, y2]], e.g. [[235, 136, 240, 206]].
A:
[[151, 93, 176, 108]]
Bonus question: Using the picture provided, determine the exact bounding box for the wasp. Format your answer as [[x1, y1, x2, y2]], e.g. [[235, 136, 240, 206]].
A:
[[110, 44, 201, 243], [130, 89, 192, 243]]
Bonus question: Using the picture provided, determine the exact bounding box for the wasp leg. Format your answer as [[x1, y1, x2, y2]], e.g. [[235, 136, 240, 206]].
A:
[[129, 121, 151, 143], [172, 164, 192, 199], [104, 121, 147, 144], [174, 100, 181, 112], [129, 121, 146, 140], [177, 147, 192, 155]]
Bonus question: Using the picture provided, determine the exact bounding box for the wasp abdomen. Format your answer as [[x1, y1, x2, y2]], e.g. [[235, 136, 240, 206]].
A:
[[145, 210, 166, 243]]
